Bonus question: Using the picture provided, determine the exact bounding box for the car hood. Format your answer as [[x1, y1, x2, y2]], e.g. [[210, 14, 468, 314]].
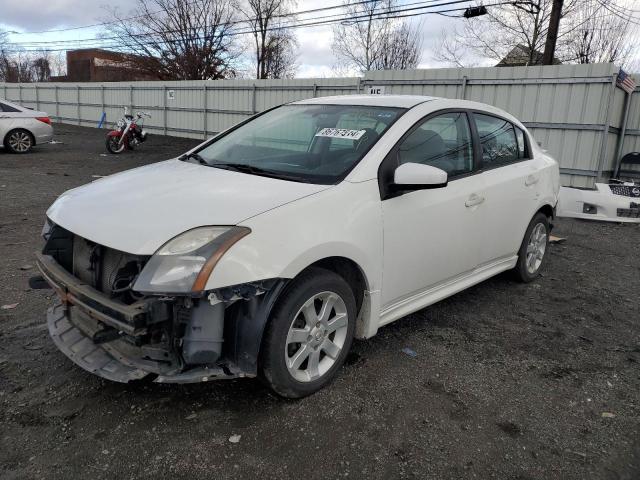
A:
[[47, 159, 331, 254]]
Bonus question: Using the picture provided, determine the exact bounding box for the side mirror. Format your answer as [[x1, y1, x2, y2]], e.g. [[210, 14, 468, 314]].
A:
[[391, 162, 448, 193]]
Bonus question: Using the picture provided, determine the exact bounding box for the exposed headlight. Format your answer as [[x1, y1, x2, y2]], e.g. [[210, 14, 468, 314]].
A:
[[133, 226, 250, 294]]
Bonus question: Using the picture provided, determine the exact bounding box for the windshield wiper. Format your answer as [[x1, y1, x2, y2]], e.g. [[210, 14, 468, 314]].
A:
[[209, 163, 310, 183], [180, 152, 208, 165]]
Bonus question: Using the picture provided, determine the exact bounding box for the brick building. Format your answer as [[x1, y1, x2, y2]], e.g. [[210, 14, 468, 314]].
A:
[[51, 49, 156, 82]]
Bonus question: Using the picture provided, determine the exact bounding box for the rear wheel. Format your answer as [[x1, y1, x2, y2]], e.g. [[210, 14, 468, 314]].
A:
[[5, 129, 34, 154], [106, 135, 125, 154], [260, 267, 356, 398], [513, 212, 550, 282]]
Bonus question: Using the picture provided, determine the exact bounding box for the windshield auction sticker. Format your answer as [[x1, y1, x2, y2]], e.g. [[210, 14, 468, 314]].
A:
[[315, 128, 366, 140]]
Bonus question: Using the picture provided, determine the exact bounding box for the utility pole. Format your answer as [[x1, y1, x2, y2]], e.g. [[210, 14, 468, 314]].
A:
[[542, 0, 564, 65]]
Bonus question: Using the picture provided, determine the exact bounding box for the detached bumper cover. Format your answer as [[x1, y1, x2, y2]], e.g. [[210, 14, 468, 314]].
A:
[[556, 184, 640, 223]]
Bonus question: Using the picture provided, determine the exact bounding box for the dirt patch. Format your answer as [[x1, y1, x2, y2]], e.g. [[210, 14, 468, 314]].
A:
[[1, 124, 639, 479]]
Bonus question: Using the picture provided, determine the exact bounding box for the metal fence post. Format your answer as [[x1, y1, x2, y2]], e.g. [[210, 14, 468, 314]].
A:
[[596, 73, 617, 181], [101, 85, 106, 127], [460, 76, 468, 99], [55, 85, 59, 121], [35, 84, 39, 111], [613, 89, 633, 178], [76, 85, 81, 125], [251, 84, 257, 114], [313, 83, 317, 98], [19, 84, 22, 104], [129, 85, 134, 113], [202, 84, 208, 139], [163, 86, 168, 136]]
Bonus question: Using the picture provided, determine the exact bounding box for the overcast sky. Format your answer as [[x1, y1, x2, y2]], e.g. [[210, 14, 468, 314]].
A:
[[0, 0, 488, 77]]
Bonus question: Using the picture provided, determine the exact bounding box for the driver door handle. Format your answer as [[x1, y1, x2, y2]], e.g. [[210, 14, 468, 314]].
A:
[[465, 193, 485, 208]]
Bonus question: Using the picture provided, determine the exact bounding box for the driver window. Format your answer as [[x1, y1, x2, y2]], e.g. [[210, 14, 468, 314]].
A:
[[397, 112, 473, 178]]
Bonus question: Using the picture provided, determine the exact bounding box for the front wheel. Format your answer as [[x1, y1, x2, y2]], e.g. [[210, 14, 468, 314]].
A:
[[260, 267, 356, 398], [105, 135, 125, 154], [513, 212, 550, 282]]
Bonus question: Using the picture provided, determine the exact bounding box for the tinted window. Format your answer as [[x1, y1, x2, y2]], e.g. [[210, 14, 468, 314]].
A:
[[195, 104, 404, 184], [0, 102, 21, 112], [397, 112, 473, 177], [475, 114, 519, 167]]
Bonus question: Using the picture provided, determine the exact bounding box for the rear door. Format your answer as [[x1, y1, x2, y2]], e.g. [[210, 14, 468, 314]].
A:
[[471, 112, 540, 266]]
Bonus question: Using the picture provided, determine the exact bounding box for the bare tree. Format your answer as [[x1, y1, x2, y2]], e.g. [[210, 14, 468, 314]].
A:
[[433, 0, 636, 68], [332, 0, 421, 73], [374, 21, 423, 70], [105, 0, 241, 80], [261, 30, 298, 78], [565, 0, 636, 66], [242, 0, 297, 79], [30, 57, 51, 82]]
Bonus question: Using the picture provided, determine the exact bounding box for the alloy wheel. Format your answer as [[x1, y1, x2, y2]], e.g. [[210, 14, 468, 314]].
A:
[[525, 222, 547, 274], [8, 131, 32, 152], [285, 291, 349, 383]]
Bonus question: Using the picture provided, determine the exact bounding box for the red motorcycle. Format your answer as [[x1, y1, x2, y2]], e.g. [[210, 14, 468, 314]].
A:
[[105, 108, 151, 154]]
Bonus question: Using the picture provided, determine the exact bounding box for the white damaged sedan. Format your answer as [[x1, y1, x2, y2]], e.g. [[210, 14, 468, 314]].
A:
[[36, 95, 559, 397]]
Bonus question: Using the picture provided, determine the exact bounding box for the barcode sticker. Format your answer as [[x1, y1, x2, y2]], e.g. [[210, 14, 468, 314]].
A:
[[315, 128, 366, 140]]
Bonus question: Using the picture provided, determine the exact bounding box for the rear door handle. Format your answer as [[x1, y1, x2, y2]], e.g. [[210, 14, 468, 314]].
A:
[[525, 175, 539, 186], [465, 193, 485, 207]]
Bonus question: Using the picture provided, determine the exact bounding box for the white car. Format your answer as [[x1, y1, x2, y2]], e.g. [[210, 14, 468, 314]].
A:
[[0, 99, 53, 153], [36, 95, 559, 397]]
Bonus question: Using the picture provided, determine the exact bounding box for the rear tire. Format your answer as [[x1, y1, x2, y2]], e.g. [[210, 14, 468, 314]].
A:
[[513, 212, 550, 282], [260, 267, 356, 398], [106, 135, 125, 154], [4, 129, 34, 154]]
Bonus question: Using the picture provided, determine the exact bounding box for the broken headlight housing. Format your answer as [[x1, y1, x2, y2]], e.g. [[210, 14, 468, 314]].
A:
[[133, 226, 250, 294]]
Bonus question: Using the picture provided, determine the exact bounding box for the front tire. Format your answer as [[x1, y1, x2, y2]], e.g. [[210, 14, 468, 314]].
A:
[[5, 129, 34, 153], [260, 267, 357, 398], [106, 135, 125, 154], [513, 212, 550, 282]]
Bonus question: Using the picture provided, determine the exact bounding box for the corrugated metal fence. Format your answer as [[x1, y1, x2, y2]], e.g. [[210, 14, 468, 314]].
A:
[[2, 63, 638, 187]]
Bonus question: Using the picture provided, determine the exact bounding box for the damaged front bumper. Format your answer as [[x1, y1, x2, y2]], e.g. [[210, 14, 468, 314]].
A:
[[36, 251, 286, 384]]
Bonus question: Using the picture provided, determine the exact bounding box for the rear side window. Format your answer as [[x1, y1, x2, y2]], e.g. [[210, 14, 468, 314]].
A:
[[0, 102, 21, 112], [397, 112, 473, 178], [474, 113, 519, 167], [515, 126, 528, 159]]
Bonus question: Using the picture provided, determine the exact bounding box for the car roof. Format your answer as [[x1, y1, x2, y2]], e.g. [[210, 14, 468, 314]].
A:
[[291, 94, 436, 108]]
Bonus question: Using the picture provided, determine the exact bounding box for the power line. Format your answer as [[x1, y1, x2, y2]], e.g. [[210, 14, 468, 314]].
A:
[[3, 1, 518, 54], [7, 0, 452, 47], [7, 0, 444, 36], [6, 0, 479, 50]]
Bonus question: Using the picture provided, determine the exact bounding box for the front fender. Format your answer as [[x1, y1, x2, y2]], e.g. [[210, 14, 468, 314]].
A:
[[106, 130, 122, 138], [203, 180, 383, 293]]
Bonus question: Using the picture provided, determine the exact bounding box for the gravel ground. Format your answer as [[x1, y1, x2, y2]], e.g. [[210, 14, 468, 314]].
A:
[[1, 123, 639, 480]]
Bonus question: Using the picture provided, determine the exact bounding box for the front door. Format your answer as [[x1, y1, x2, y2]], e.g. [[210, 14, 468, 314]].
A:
[[380, 111, 485, 309]]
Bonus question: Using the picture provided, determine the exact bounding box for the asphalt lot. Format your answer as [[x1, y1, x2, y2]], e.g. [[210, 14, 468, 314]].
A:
[[1, 123, 639, 480]]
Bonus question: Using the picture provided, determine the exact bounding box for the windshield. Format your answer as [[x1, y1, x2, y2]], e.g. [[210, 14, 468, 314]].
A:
[[190, 104, 405, 184]]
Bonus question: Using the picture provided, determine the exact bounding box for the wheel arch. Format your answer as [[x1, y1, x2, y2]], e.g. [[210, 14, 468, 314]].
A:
[[537, 203, 555, 220], [298, 256, 369, 318]]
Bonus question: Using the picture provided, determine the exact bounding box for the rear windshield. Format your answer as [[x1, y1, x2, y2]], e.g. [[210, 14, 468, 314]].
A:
[[191, 104, 405, 184]]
